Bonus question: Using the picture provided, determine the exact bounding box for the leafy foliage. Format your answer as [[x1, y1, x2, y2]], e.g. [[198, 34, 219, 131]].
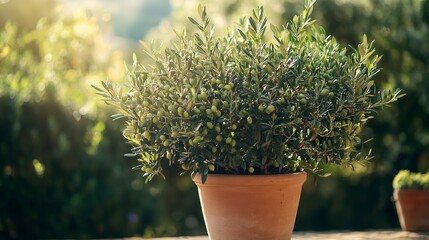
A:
[[393, 170, 429, 190], [95, 1, 402, 183]]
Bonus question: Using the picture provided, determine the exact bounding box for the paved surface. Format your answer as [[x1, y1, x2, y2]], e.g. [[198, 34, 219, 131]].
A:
[[292, 230, 429, 239], [136, 230, 429, 240]]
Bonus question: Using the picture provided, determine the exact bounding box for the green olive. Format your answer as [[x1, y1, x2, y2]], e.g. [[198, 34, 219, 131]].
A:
[[208, 164, 216, 171], [193, 137, 202, 144], [266, 104, 275, 114], [215, 126, 221, 132], [133, 91, 140, 98], [183, 111, 189, 119], [157, 109, 165, 116], [198, 92, 208, 101], [143, 131, 151, 140], [177, 107, 184, 115], [247, 116, 253, 125], [182, 164, 189, 170], [321, 88, 330, 97]]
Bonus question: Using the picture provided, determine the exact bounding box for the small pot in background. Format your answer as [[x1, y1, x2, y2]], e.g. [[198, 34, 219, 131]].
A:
[[393, 189, 429, 232]]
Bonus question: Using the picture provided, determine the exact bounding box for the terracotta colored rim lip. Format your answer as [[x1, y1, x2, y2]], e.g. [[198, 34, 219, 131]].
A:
[[394, 189, 429, 192], [393, 189, 429, 199], [193, 171, 307, 186]]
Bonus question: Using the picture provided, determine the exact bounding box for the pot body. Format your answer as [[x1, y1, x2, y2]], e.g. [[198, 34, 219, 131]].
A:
[[193, 172, 307, 240], [393, 189, 429, 232]]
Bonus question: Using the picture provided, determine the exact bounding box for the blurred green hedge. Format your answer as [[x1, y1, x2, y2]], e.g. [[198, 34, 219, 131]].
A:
[[0, 96, 156, 238], [0, 94, 205, 239]]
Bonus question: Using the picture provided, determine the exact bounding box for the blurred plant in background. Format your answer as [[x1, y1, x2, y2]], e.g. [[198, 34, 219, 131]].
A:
[[0, 12, 123, 116], [0, 0, 56, 31], [1, 0, 429, 238]]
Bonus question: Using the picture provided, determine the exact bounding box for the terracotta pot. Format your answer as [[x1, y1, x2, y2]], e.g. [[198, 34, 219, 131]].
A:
[[193, 172, 307, 240], [393, 189, 429, 232]]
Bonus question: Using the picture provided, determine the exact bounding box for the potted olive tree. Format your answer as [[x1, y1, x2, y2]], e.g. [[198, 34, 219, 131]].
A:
[[393, 170, 429, 232], [94, 1, 402, 239]]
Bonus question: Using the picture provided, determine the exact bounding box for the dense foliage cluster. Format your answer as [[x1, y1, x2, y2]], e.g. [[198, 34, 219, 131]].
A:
[[96, 2, 402, 182], [393, 170, 429, 190]]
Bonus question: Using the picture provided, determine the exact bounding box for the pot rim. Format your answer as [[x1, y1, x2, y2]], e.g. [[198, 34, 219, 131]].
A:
[[393, 188, 429, 200], [193, 171, 307, 186]]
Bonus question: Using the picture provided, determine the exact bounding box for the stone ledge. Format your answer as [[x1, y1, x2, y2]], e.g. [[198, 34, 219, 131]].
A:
[[292, 230, 429, 239], [139, 230, 429, 240]]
